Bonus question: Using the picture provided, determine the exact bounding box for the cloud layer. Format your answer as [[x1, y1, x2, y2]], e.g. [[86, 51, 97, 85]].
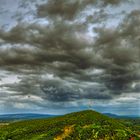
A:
[[0, 0, 139, 114]]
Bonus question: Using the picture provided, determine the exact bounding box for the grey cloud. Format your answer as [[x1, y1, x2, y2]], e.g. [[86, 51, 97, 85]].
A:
[[37, 0, 82, 20], [92, 10, 140, 94], [0, 11, 139, 96], [0, 1, 139, 106], [86, 9, 108, 24], [34, 78, 113, 102], [0, 22, 92, 72], [0, 75, 112, 103], [37, 0, 125, 20], [102, 0, 123, 6]]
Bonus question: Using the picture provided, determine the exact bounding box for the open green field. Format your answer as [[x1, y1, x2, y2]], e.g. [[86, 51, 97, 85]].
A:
[[0, 110, 139, 140]]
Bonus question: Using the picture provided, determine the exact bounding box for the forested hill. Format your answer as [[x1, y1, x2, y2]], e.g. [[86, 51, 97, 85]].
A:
[[0, 110, 139, 140]]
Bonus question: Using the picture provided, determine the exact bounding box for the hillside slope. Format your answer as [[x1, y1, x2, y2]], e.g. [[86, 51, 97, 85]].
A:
[[0, 110, 139, 140]]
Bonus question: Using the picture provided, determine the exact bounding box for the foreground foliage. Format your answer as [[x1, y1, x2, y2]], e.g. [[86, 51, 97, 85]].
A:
[[0, 110, 139, 140]]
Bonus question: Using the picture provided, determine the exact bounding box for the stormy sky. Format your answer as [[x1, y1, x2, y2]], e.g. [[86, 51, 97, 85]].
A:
[[0, 0, 140, 115]]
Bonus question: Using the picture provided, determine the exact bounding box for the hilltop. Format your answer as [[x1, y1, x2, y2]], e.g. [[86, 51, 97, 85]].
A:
[[0, 110, 139, 140]]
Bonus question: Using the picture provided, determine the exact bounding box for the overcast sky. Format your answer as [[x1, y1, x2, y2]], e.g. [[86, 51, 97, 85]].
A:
[[0, 0, 140, 115]]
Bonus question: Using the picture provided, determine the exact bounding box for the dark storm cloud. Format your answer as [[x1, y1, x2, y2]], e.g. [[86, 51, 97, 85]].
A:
[[37, 0, 125, 20], [40, 78, 112, 102], [37, 0, 82, 20], [93, 10, 140, 94], [0, 22, 93, 73], [0, 75, 112, 103], [0, 0, 139, 105], [134, 83, 140, 92], [101, 0, 124, 6]]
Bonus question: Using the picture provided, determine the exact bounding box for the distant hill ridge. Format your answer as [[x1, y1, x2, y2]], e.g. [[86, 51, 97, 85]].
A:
[[103, 113, 140, 119], [0, 113, 57, 122], [0, 110, 139, 140], [0, 111, 139, 122]]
